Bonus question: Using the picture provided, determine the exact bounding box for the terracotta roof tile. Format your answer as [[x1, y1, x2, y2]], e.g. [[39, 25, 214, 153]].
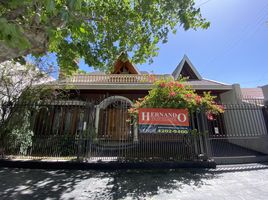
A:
[[241, 88, 264, 98]]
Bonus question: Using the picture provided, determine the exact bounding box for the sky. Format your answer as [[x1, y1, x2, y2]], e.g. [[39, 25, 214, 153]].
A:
[[78, 0, 268, 88]]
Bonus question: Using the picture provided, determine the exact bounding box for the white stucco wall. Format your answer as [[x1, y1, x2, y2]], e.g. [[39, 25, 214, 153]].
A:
[[219, 84, 268, 154], [223, 105, 268, 154], [220, 84, 242, 104], [261, 85, 268, 105]]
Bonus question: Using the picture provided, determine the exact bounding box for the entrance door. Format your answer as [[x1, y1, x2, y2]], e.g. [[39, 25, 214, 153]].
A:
[[98, 100, 131, 140], [107, 107, 129, 140]]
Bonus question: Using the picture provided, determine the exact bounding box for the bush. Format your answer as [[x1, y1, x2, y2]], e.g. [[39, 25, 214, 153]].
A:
[[128, 79, 224, 121], [6, 110, 33, 155]]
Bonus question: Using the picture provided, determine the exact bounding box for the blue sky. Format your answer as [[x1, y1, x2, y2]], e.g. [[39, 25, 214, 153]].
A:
[[78, 0, 268, 88]]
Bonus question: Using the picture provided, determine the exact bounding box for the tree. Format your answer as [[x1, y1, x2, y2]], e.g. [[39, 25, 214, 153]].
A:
[[0, 61, 56, 154], [0, 61, 52, 104], [0, 0, 209, 74], [0, 61, 54, 126]]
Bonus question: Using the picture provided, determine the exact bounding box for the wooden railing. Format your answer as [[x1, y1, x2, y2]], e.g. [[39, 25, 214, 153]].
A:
[[64, 74, 174, 84]]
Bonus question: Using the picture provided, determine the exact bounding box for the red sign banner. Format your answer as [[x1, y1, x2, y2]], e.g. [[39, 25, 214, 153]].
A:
[[138, 108, 189, 126]]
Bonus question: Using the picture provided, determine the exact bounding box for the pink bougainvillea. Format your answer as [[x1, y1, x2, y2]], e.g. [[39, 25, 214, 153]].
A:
[[159, 82, 166, 88], [128, 79, 224, 121], [169, 91, 176, 97], [195, 95, 202, 104]]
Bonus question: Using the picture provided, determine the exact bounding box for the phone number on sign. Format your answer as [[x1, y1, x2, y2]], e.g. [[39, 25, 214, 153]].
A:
[[157, 129, 189, 134]]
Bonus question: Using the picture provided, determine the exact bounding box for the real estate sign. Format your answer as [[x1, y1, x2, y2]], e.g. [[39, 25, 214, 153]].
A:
[[138, 108, 190, 134]]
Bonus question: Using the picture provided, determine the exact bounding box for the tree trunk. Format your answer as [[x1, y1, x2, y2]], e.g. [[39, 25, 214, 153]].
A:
[[0, 27, 49, 62]]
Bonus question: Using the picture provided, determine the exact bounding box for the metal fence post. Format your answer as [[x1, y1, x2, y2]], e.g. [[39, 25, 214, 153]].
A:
[[196, 111, 211, 159], [77, 126, 82, 161], [196, 112, 204, 155], [262, 106, 268, 133], [133, 121, 138, 143], [190, 112, 199, 156], [200, 112, 212, 158], [77, 106, 86, 161]]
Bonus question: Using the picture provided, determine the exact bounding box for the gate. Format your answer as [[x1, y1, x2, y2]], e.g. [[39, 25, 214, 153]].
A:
[[97, 99, 132, 141], [84, 106, 209, 162], [207, 103, 268, 160]]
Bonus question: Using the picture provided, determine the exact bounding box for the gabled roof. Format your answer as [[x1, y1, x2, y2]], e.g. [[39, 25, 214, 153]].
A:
[[172, 55, 202, 80], [112, 52, 140, 74], [113, 59, 140, 74]]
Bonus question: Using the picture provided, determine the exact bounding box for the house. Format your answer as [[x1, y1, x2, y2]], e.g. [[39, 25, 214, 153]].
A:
[[33, 55, 268, 150], [3, 54, 268, 161], [35, 55, 232, 138]]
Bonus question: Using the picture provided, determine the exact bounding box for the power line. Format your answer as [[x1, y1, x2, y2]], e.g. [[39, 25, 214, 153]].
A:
[[205, 2, 268, 67], [197, 0, 214, 7]]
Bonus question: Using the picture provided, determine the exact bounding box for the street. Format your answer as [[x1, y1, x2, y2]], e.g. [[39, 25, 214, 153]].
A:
[[1, 164, 268, 200]]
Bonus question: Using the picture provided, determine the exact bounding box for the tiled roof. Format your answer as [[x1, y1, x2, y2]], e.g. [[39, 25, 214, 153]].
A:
[[241, 88, 264, 98], [183, 79, 232, 90], [48, 75, 232, 91], [88, 71, 106, 75], [186, 79, 230, 86]]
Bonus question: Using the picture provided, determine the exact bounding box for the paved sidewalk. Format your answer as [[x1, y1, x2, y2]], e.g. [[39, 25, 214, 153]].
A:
[[0, 164, 268, 200]]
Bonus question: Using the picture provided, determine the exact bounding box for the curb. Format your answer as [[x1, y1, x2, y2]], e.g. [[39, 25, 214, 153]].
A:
[[213, 155, 268, 165], [0, 159, 216, 170], [210, 163, 268, 173]]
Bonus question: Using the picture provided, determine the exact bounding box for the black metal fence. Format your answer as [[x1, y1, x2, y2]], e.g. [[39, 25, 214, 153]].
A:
[[0, 98, 209, 162], [84, 132, 208, 162], [207, 102, 268, 159], [2, 135, 78, 160], [1, 97, 268, 163]]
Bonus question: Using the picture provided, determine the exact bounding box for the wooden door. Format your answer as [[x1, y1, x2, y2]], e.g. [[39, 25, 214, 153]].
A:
[[107, 107, 130, 140]]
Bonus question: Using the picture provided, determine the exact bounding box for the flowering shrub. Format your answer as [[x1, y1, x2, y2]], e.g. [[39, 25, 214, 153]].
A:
[[128, 79, 224, 121]]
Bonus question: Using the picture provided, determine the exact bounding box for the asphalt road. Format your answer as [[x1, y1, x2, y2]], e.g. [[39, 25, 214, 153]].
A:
[[1, 164, 268, 200]]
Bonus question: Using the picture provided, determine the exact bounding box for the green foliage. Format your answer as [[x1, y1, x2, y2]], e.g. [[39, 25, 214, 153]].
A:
[[41, 135, 77, 156], [0, 18, 30, 50], [5, 111, 34, 155], [0, 61, 70, 153], [129, 79, 224, 121], [0, 0, 210, 74]]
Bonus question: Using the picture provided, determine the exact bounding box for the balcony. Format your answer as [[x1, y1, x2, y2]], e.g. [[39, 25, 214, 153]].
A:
[[63, 74, 174, 84]]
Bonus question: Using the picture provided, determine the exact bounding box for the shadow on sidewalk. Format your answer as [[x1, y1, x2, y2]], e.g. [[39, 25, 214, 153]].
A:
[[0, 168, 217, 199]]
